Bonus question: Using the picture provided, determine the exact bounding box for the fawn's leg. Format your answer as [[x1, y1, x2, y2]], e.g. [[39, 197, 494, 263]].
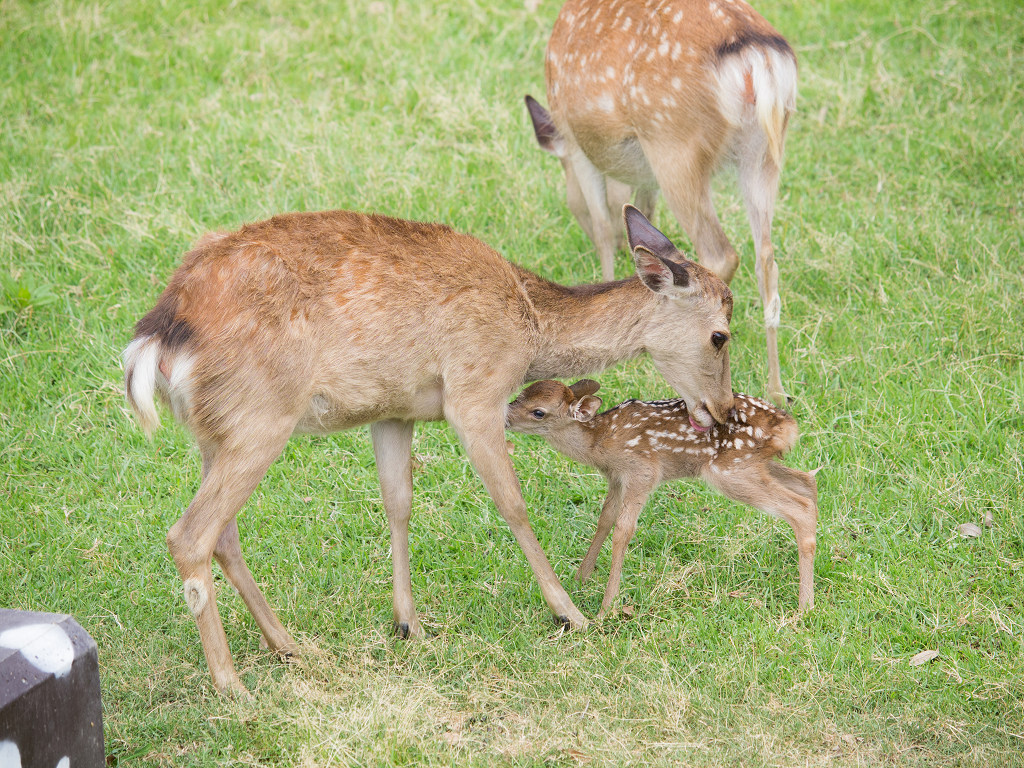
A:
[[578, 476, 625, 583], [706, 463, 817, 610], [598, 479, 654, 619]]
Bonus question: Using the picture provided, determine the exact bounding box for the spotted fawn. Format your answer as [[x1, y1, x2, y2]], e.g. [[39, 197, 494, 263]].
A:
[[507, 379, 817, 617]]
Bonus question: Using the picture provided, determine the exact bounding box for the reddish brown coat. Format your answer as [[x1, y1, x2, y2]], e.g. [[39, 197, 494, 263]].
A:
[[123, 206, 735, 693]]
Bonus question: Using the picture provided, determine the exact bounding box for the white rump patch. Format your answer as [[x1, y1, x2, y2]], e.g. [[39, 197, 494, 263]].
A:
[[167, 351, 196, 422]]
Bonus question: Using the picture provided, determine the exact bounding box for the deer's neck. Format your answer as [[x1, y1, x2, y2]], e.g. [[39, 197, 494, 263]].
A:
[[518, 269, 652, 381]]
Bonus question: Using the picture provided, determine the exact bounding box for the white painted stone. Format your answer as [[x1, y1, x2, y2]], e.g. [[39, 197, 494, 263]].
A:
[[0, 623, 74, 678], [0, 741, 22, 768]]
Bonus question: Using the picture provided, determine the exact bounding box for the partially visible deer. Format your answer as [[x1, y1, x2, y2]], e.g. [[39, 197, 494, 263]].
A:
[[123, 204, 735, 694], [507, 379, 817, 617], [525, 0, 797, 405]]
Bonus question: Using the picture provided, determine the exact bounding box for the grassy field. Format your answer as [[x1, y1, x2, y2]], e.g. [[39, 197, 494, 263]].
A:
[[2, 0, 1022, 765]]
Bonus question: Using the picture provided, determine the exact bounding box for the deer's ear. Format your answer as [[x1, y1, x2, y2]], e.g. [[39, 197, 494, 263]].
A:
[[570, 395, 602, 422], [633, 246, 697, 295], [624, 205, 678, 260], [525, 95, 566, 158]]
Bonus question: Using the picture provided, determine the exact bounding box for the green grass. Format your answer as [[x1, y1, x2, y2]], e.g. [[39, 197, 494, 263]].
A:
[[2, 0, 1022, 765]]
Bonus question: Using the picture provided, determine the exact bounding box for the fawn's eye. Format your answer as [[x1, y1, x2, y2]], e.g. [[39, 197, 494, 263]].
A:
[[711, 331, 729, 350], [531, 409, 546, 420]]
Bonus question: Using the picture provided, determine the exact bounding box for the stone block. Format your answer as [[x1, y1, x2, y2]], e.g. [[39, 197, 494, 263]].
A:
[[0, 610, 104, 768]]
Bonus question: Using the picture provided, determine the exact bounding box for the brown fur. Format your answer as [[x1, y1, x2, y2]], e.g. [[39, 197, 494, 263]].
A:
[[526, 0, 797, 405], [123, 206, 734, 694], [507, 381, 817, 616]]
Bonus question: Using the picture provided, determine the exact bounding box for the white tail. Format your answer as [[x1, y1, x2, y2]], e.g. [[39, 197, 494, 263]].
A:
[[123, 206, 735, 694], [526, 0, 797, 405], [123, 336, 160, 436], [507, 379, 817, 616]]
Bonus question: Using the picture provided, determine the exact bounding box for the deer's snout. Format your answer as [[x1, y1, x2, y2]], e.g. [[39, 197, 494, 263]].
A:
[[705, 394, 736, 425]]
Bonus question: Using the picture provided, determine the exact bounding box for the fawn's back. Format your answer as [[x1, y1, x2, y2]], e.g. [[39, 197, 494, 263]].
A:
[[591, 393, 797, 474]]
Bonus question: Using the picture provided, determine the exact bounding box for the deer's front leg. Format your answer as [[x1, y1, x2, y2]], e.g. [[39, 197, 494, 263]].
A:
[[570, 150, 619, 281], [371, 419, 422, 638], [451, 409, 586, 630]]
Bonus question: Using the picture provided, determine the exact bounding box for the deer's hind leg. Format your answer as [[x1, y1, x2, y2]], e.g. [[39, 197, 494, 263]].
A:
[[737, 129, 787, 405], [167, 431, 294, 694], [213, 516, 299, 659]]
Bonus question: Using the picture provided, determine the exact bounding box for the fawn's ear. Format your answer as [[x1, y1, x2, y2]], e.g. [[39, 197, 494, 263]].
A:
[[568, 378, 600, 398], [570, 395, 602, 423]]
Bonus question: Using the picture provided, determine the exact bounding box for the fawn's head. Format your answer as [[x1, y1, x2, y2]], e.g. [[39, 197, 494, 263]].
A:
[[507, 379, 602, 437], [623, 207, 734, 429]]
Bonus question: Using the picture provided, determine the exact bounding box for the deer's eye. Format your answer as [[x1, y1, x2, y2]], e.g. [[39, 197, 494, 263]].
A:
[[711, 331, 729, 350], [531, 409, 546, 420]]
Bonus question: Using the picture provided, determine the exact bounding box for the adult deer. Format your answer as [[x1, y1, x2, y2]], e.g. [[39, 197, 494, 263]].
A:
[[507, 379, 817, 616], [525, 0, 797, 405], [123, 205, 734, 694]]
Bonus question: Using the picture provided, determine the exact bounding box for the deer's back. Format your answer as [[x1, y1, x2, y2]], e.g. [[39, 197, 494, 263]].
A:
[[546, 0, 790, 179], [134, 210, 541, 435]]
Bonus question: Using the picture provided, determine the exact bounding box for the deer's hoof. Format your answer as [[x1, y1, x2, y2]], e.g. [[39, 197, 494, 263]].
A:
[[393, 621, 412, 639], [554, 613, 588, 632]]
